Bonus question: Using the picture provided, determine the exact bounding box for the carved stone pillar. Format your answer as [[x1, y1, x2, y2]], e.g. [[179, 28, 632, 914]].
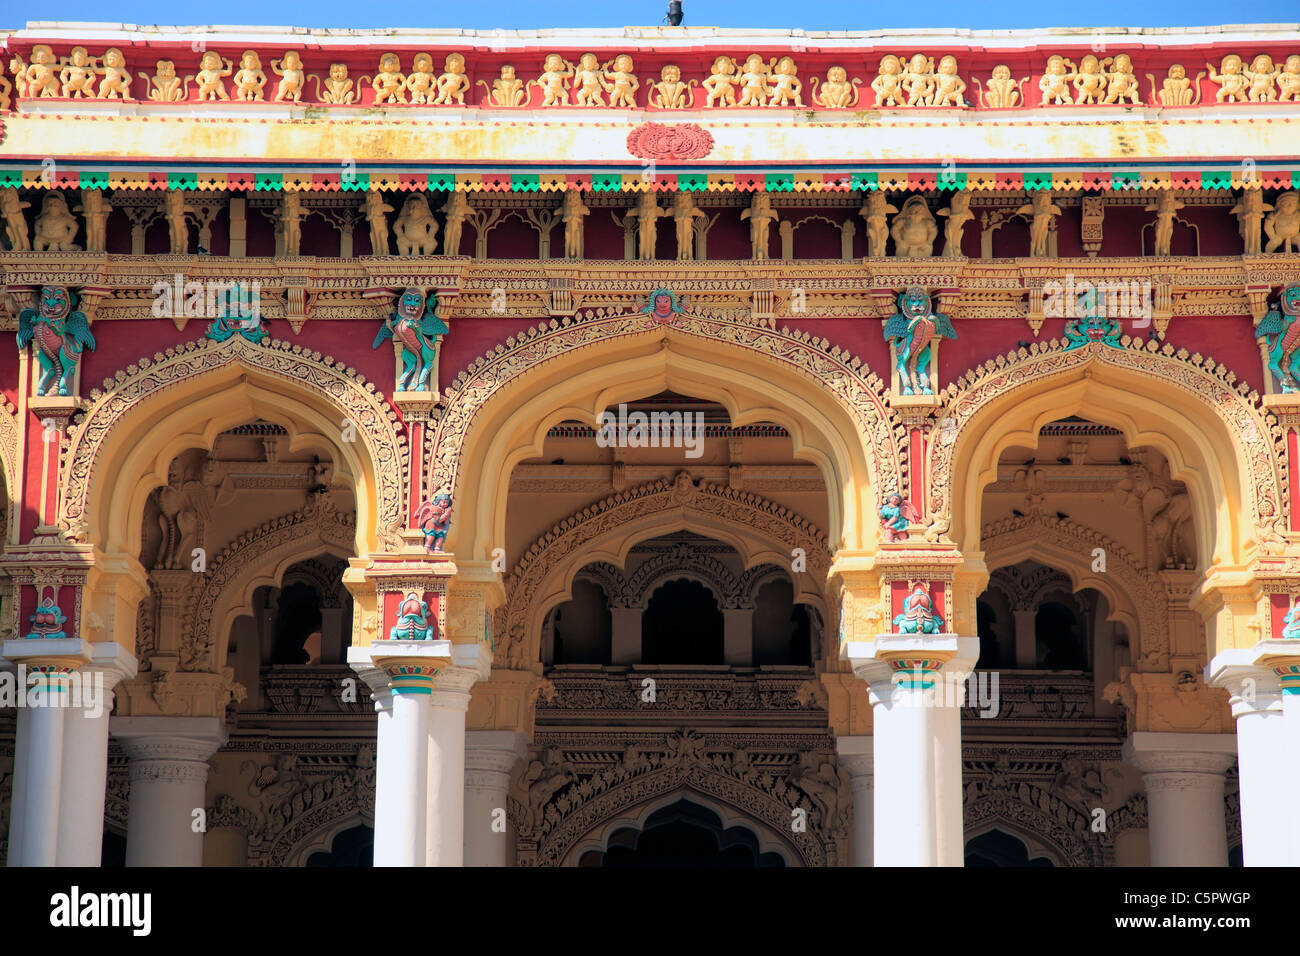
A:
[[610, 607, 641, 665], [111, 715, 227, 866], [722, 607, 754, 666], [835, 735, 873, 867], [1122, 731, 1236, 867], [464, 730, 529, 866]]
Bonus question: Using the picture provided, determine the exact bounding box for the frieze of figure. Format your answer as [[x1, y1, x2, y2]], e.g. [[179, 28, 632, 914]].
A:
[[1148, 63, 1204, 106]]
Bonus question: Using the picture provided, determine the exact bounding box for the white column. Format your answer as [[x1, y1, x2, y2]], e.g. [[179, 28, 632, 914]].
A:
[[1122, 731, 1236, 867], [427, 669, 475, 867], [57, 644, 137, 866], [111, 715, 226, 867], [465, 730, 528, 867], [723, 608, 753, 665], [933, 669, 969, 866], [610, 607, 641, 665], [7, 705, 33, 866], [835, 736, 873, 867], [1208, 641, 1300, 866], [379, 688, 430, 866]]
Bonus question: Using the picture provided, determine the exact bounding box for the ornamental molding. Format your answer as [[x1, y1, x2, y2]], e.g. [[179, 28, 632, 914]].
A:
[[58, 335, 404, 550], [578, 545, 785, 611], [626, 123, 715, 161], [931, 337, 1289, 551], [0, 398, 18, 547], [496, 474, 831, 668]]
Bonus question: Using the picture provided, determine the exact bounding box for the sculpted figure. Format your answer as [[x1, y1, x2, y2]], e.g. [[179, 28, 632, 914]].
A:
[[737, 54, 773, 107], [1072, 54, 1108, 104], [164, 190, 193, 253], [627, 192, 666, 260], [60, 46, 99, 98], [278, 191, 303, 255], [1103, 53, 1141, 104], [602, 54, 639, 108], [573, 52, 606, 106], [372, 287, 448, 392], [741, 192, 778, 259], [879, 491, 923, 542], [931, 55, 967, 107], [890, 195, 937, 257], [142, 59, 185, 102], [433, 53, 470, 105], [2, 188, 31, 251], [901, 53, 936, 106], [372, 53, 407, 104], [311, 62, 359, 104], [361, 192, 394, 255], [1145, 191, 1185, 256], [414, 494, 453, 552], [768, 56, 803, 107], [883, 286, 956, 395], [389, 592, 436, 641], [1150, 63, 1202, 106], [649, 63, 691, 109], [703, 55, 738, 107], [981, 64, 1021, 107], [441, 191, 473, 256], [894, 583, 945, 634], [937, 190, 972, 257], [25, 46, 60, 98], [393, 194, 439, 256], [233, 50, 267, 102], [1256, 284, 1300, 393], [481, 64, 525, 107], [17, 286, 96, 397], [1207, 54, 1249, 102], [271, 51, 305, 103], [1279, 55, 1300, 101], [561, 188, 590, 258], [1245, 53, 1279, 102], [192, 51, 233, 101], [812, 65, 860, 108], [1231, 189, 1270, 255], [1265, 191, 1300, 254], [1039, 55, 1075, 104], [405, 53, 436, 104], [76, 188, 110, 252], [872, 55, 905, 106], [0, 72, 11, 110], [33, 194, 80, 251], [860, 190, 897, 257], [537, 54, 574, 107], [97, 48, 133, 99], [1016, 190, 1062, 257], [9, 53, 30, 100], [671, 191, 707, 260]]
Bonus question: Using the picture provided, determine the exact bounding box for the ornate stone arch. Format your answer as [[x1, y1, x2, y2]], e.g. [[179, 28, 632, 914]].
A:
[[497, 473, 831, 667], [962, 778, 1103, 867], [624, 543, 743, 610], [572, 561, 632, 608], [428, 304, 900, 557], [60, 335, 405, 557], [737, 563, 796, 608], [980, 513, 1169, 670], [281, 556, 350, 609], [182, 499, 356, 673], [930, 338, 1289, 568]]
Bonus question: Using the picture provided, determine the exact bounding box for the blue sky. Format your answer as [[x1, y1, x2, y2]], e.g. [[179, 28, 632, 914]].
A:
[[10, 1, 1300, 32]]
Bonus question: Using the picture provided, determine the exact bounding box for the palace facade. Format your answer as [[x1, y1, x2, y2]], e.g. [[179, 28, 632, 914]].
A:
[[0, 21, 1298, 868]]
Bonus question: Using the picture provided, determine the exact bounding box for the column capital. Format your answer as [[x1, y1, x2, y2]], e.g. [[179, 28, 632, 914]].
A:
[[1123, 731, 1237, 784], [843, 633, 979, 688], [111, 714, 227, 779], [1207, 639, 1300, 716], [835, 735, 874, 788], [349, 639, 489, 701]]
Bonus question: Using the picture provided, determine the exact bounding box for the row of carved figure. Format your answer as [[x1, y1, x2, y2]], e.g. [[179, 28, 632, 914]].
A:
[[7, 185, 1299, 261], [6, 46, 1300, 109]]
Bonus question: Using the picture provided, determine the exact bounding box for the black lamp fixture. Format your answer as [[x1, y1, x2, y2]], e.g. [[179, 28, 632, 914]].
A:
[[665, 1, 684, 26]]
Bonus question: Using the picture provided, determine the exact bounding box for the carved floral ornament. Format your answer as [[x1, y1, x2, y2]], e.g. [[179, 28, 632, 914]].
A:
[[7, 43, 1299, 109]]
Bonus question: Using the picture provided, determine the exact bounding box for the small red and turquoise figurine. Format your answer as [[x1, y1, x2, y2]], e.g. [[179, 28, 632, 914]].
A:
[[1256, 284, 1300, 394], [17, 286, 96, 397], [389, 592, 436, 641], [893, 583, 945, 635], [414, 493, 453, 553], [26, 593, 68, 639], [372, 287, 448, 392]]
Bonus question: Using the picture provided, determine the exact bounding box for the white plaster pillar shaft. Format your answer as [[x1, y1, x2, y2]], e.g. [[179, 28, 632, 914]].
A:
[[933, 682, 967, 867], [426, 678, 473, 867], [373, 689, 429, 867], [1123, 732, 1236, 867], [835, 736, 873, 867], [6, 704, 33, 866], [869, 677, 940, 866], [464, 730, 529, 867], [15, 692, 67, 866]]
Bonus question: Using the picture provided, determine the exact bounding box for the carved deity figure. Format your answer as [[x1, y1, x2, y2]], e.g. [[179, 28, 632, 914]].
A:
[[1265, 191, 1300, 253], [372, 53, 407, 104], [2, 188, 31, 251], [603, 54, 639, 108], [931, 55, 967, 107], [872, 55, 905, 107], [573, 53, 605, 106], [192, 51, 233, 101], [737, 54, 772, 107], [278, 191, 303, 255], [1145, 191, 1185, 256], [1072, 54, 1107, 104], [860, 190, 897, 257], [671, 191, 707, 260], [393, 194, 439, 256], [882, 285, 956, 394], [890, 195, 937, 257], [1231, 189, 1271, 255], [405, 53, 436, 104], [33, 194, 80, 252], [441, 191, 473, 257], [1063, 288, 1122, 350], [206, 283, 267, 344], [741, 192, 778, 259], [233, 50, 267, 102], [17, 286, 96, 397], [901, 53, 936, 106], [812, 65, 859, 108], [26, 592, 68, 640], [1016, 190, 1062, 257], [312, 62, 358, 104], [649, 63, 691, 109], [1279, 55, 1300, 102], [25, 46, 62, 97], [1207, 54, 1249, 103], [142, 59, 185, 102], [517, 748, 573, 833], [1039, 55, 1076, 105], [373, 288, 448, 392], [537, 54, 574, 107], [981, 64, 1021, 108], [164, 190, 193, 254], [76, 188, 111, 253], [271, 51, 305, 103], [390, 592, 436, 641], [879, 491, 922, 542], [97, 48, 133, 99], [414, 494, 453, 552], [433, 53, 471, 105], [1282, 601, 1300, 640], [482, 64, 525, 107], [1104, 53, 1141, 104], [1256, 284, 1300, 393], [60, 46, 99, 98], [768, 56, 803, 107], [1151, 63, 1202, 107], [894, 583, 945, 634], [561, 189, 590, 258], [1245, 54, 1279, 102], [937, 190, 972, 257], [703, 56, 738, 107], [627, 192, 666, 260], [361, 192, 394, 255]]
